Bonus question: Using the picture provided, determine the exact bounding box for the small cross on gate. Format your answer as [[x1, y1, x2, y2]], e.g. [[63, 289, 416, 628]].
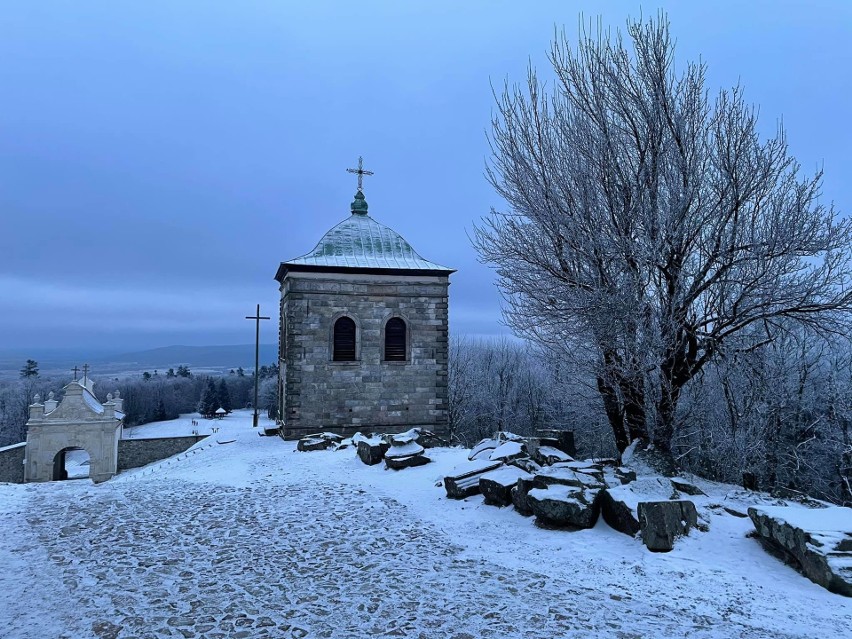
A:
[[72, 365, 79, 381], [346, 156, 374, 192]]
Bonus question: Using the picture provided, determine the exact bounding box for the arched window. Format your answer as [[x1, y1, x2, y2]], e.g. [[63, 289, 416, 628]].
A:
[[333, 316, 357, 361], [384, 317, 407, 362]]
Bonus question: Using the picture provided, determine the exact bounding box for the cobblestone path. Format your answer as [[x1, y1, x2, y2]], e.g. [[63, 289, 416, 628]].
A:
[[1, 443, 811, 639]]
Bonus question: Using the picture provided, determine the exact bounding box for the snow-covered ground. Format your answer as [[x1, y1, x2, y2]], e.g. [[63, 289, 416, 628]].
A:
[[1, 409, 850, 638]]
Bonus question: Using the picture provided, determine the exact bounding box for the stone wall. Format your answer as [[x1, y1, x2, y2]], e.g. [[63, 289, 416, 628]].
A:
[[280, 272, 450, 439], [117, 435, 208, 471], [0, 442, 25, 484]]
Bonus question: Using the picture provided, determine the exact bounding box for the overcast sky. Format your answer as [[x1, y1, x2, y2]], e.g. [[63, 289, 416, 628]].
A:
[[1, 1, 850, 352]]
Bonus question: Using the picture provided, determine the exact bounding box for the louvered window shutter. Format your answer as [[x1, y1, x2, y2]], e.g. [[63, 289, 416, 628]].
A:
[[384, 318, 406, 361], [333, 317, 357, 361]]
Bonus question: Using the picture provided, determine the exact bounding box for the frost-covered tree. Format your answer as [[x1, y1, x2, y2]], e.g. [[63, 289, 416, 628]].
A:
[[217, 378, 232, 414], [475, 14, 852, 455], [19, 360, 38, 378], [198, 379, 218, 417]]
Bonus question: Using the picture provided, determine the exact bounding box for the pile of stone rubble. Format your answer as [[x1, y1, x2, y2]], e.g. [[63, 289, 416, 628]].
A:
[[445, 432, 704, 552], [296, 428, 441, 470], [295, 427, 852, 595]]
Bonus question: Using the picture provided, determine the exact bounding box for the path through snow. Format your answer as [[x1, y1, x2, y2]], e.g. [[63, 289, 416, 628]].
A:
[[1, 411, 850, 638]]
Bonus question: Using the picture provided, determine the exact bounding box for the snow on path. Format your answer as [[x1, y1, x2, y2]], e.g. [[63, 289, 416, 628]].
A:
[[1, 412, 850, 638]]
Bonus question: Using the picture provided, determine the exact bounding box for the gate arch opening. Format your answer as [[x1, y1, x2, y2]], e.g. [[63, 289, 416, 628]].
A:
[[52, 447, 91, 481]]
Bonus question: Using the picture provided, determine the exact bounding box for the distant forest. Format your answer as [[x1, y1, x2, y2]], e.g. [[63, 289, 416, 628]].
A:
[[3, 335, 851, 506], [0, 363, 278, 444]]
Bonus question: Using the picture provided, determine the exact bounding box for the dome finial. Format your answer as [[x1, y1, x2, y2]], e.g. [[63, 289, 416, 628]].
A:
[[351, 190, 369, 215], [346, 156, 373, 216]]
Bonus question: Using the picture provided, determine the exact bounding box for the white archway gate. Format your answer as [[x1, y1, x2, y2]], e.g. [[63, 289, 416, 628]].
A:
[[24, 379, 123, 484]]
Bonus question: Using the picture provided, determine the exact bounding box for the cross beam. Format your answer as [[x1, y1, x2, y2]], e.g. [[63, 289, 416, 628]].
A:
[[346, 156, 374, 192], [245, 304, 270, 428]]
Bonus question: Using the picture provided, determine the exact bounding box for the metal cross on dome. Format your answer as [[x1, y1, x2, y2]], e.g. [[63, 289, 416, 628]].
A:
[[346, 156, 373, 192]]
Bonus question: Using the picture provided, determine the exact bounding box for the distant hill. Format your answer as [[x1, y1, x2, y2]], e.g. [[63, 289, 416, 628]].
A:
[[0, 344, 278, 379], [110, 344, 278, 370]]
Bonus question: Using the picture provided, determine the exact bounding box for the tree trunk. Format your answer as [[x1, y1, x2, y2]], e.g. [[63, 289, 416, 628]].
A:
[[597, 375, 629, 452]]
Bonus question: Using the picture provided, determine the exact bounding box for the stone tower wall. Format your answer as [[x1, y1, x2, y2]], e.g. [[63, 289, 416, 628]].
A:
[[279, 272, 449, 439]]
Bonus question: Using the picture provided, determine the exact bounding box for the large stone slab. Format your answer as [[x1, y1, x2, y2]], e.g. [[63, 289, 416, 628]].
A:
[[511, 477, 537, 516], [385, 454, 431, 470], [297, 437, 331, 452], [532, 445, 573, 466], [384, 439, 425, 459], [533, 464, 605, 491], [489, 441, 527, 463], [528, 485, 602, 528], [479, 466, 533, 507], [356, 439, 388, 466], [749, 505, 852, 596], [443, 460, 503, 499], [600, 477, 674, 537], [637, 500, 698, 552], [535, 429, 577, 457]]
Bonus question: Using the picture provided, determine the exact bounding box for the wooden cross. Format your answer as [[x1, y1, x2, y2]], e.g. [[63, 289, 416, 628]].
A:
[[72, 365, 79, 380], [82, 364, 90, 378], [346, 156, 373, 192], [245, 304, 270, 428]]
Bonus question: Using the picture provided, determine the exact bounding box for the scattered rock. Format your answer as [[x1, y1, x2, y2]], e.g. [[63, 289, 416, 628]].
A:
[[528, 484, 602, 528], [671, 477, 706, 496], [533, 445, 573, 466], [479, 466, 533, 507], [614, 467, 637, 485], [417, 430, 446, 448], [297, 438, 330, 452], [600, 478, 676, 537], [535, 429, 577, 457], [507, 457, 541, 474], [489, 441, 527, 463], [385, 439, 425, 459], [748, 505, 852, 596], [356, 439, 388, 466], [533, 464, 605, 491], [554, 461, 605, 484], [637, 500, 698, 552], [511, 477, 537, 516], [600, 489, 640, 537], [468, 438, 500, 461], [384, 433, 430, 469], [385, 454, 431, 470], [443, 460, 503, 500]]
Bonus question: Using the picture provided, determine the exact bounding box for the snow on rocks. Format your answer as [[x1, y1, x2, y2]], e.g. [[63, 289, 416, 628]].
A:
[[443, 459, 503, 500], [534, 463, 606, 491], [532, 445, 573, 466], [488, 441, 526, 463], [355, 436, 389, 466], [479, 466, 533, 507], [384, 437, 430, 470], [749, 505, 852, 596], [528, 484, 603, 529], [638, 500, 699, 552], [671, 477, 707, 496], [297, 437, 331, 452], [468, 438, 499, 461], [600, 477, 675, 537], [297, 432, 342, 452]]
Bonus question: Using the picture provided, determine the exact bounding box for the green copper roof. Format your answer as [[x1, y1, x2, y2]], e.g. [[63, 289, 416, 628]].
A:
[[281, 192, 454, 272]]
